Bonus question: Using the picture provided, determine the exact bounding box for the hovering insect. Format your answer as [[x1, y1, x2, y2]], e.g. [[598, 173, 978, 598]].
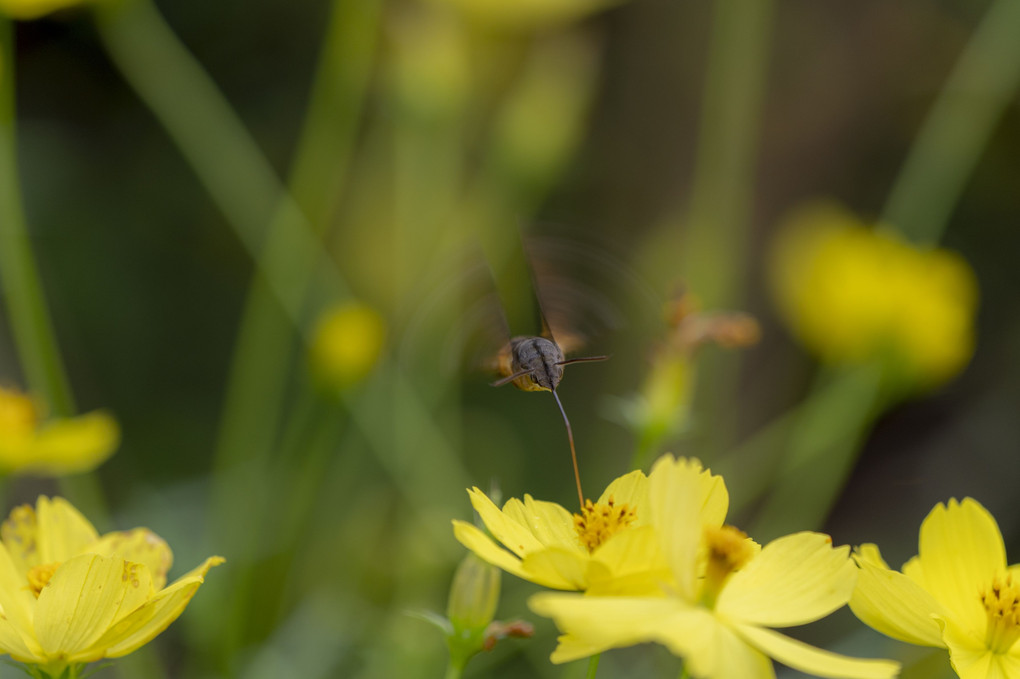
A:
[[487, 244, 609, 508]]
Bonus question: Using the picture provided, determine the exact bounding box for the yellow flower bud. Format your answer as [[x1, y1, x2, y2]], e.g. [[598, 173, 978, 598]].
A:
[[309, 302, 386, 390], [0, 386, 119, 475], [769, 201, 977, 388]]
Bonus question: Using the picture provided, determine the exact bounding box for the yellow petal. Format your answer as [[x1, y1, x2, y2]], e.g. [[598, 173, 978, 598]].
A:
[[529, 593, 685, 655], [939, 617, 997, 679], [90, 529, 173, 590], [453, 521, 528, 579], [35, 496, 99, 563], [35, 554, 154, 661], [1, 502, 41, 573], [520, 495, 583, 553], [27, 411, 119, 474], [649, 456, 723, 601], [521, 547, 588, 590], [92, 556, 223, 658], [588, 525, 672, 596], [0, 544, 42, 660], [453, 521, 574, 589], [597, 469, 650, 525], [731, 622, 900, 679], [531, 592, 774, 676], [918, 498, 1002, 633], [849, 548, 946, 647], [717, 532, 855, 627], [466, 489, 543, 557]]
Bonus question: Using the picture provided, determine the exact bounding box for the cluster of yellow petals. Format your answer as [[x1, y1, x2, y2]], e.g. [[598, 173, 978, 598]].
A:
[[0, 496, 222, 674], [769, 201, 977, 387], [851, 498, 1020, 678], [456, 455, 900, 678], [0, 386, 119, 475]]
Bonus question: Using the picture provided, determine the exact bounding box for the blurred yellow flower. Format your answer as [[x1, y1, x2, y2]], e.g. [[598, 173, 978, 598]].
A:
[[424, 0, 621, 31], [529, 455, 900, 678], [851, 498, 1020, 678], [309, 302, 386, 390], [453, 464, 726, 594], [770, 201, 977, 387], [0, 386, 119, 475], [0, 496, 222, 677], [0, 0, 86, 20]]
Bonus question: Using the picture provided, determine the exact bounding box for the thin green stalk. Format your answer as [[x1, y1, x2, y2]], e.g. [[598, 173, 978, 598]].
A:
[[679, 0, 774, 310], [882, 0, 1020, 243], [748, 0, 1020, 537], [0, 18, 74, 417], [0, 16, 109, 524], [678, 665, 690, 679], [93, 0, 472, 504], [647, 0, 774, 461], [585, 654, 600, 679]]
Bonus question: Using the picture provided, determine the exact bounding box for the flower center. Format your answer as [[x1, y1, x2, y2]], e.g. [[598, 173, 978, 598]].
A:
[[573, 497, 637, 553], [26, 562, 61, 598], [701, 525, 755, 608], [0, 387, 39, 437], [982, 574, 1020, 653]]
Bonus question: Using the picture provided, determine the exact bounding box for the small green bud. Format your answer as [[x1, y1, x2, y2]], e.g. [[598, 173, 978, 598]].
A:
[[447, 554, 500, 631]]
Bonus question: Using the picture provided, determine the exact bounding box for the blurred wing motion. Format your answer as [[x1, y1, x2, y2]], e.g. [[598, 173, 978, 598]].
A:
[[486, 238, 609, 393]]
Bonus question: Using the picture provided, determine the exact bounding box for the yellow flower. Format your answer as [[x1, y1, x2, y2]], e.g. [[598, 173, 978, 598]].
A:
[[0, 386, 119, 475], [453, 465, 726, 594], [528, 455, 900, 678], [309, 302, 386, 390], [850, 498, 1020, 678], [422, 0, 622, 31], [769, 201, 977, 387], [0, 0, 86, 20], [0, 496, 223, 675]]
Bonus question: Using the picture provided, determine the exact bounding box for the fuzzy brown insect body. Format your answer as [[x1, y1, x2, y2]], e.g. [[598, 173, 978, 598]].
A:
[[496, 336, 565, 392]]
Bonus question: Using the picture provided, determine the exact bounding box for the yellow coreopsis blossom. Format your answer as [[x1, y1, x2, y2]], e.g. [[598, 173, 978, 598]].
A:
[[453, 465, 726, 595], [529, 455, 900, 678], [850, 498, 1020, 678], [0, 386, 119, 475], [309, 302, 386, 390], [0, 496, 223, 677], [769, 201, 977, 387], [0, 0, 86, 20]]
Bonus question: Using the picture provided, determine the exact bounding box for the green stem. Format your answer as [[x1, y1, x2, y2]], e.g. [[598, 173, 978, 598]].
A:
[[585, 654, 600, 679], [881, 0, 1020, 243], [678, 664, 690, 679], [679, 0, 774, 310], [0, 18, 74, 417], [0, 16, 109, 524]]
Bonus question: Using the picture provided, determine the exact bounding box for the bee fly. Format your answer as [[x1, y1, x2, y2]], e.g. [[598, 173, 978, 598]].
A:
[[490, 303, 608, 509]]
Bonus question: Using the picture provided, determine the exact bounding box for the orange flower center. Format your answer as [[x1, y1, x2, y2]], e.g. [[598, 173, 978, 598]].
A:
[[701, 525, 755, 608], [573, 497, 637, 553], [26, 562, 61, 598], [982, 574, 1020, 653]]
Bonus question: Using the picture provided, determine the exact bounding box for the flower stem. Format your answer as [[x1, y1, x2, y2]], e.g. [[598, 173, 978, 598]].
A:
[[0, 16, 110, 524], [585, 654, 600, 679], [0, 18, 74, 418], [881, 0, 1020, 244]]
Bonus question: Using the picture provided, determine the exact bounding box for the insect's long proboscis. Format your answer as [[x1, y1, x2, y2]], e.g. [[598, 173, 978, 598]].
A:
[[551, 388, 584, 508]]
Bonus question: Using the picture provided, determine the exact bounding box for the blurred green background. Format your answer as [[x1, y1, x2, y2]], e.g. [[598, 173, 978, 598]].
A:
[[1, 0, 1019, 677]]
